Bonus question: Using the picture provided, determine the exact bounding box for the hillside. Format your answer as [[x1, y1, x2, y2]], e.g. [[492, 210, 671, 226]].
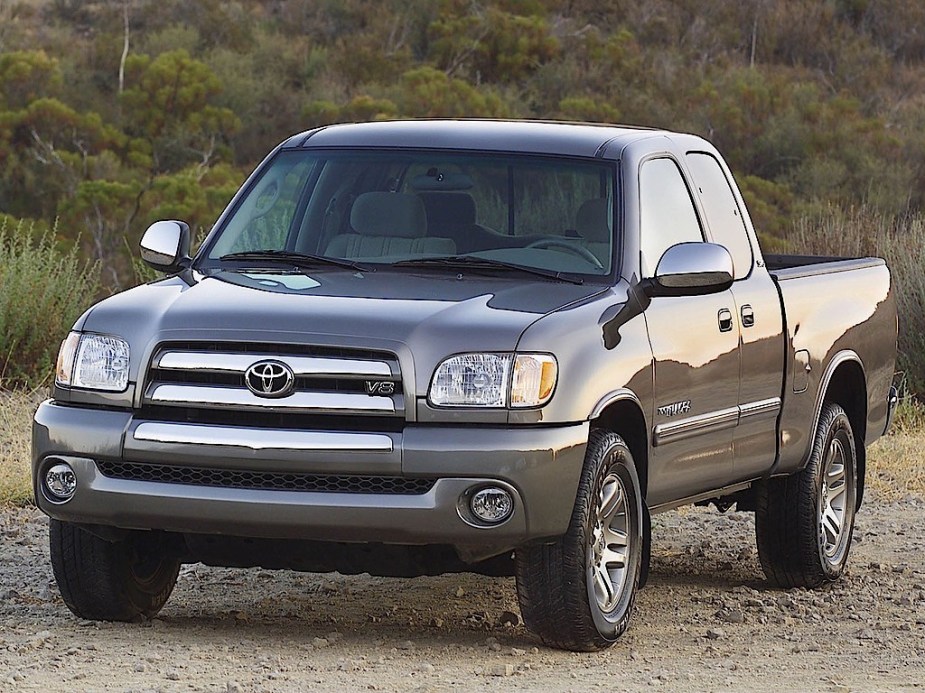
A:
[[3, 1, 925, 275]]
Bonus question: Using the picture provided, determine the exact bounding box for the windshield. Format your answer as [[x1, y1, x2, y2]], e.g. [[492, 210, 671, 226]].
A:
[[200, 150, 617, 278]]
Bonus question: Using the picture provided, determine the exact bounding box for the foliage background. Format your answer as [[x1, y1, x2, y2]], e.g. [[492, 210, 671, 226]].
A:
[[0, 0, 924, 388]]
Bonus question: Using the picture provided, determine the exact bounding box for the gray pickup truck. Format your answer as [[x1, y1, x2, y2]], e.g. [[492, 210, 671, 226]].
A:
[[33, 120, 897, 651]]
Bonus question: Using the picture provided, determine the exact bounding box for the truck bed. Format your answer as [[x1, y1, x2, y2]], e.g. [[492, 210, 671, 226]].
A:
[[764, 254, 886, 280], [764, 253, 895, 478]]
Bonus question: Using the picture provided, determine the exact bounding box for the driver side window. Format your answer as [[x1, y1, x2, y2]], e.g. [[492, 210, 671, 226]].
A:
[[639, 158, 704, 277]]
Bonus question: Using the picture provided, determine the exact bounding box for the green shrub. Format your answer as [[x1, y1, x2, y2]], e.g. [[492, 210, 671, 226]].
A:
[[0, 219, 100, 388]]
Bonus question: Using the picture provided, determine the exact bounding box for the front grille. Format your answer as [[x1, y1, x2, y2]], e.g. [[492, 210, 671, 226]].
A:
[[142, 341, 405, 424], [96, 460, 435, 495]]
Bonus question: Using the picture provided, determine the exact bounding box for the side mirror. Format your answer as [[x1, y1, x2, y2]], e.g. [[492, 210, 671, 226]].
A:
[[645, 242, 733, 297], [140, 220, 191, 273]]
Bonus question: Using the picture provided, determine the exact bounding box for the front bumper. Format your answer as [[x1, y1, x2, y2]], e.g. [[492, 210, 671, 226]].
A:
[[32, 401, 588, 552]]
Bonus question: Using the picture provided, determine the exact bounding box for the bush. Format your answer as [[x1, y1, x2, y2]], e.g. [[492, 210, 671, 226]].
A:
[[787, 207, 925, 395], [0, 219, 100, 388]]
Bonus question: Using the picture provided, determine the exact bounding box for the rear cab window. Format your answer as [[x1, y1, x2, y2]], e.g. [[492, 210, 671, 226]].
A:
[[685, 152, 754, 280]]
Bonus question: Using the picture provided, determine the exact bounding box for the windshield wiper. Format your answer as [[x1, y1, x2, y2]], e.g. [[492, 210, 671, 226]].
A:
[[391, 255, 584, 285], [219, 250, 370, 272]]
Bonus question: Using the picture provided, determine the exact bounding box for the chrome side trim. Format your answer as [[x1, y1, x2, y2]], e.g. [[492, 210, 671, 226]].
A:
[[156, 352, 392, 378], [653, 397, 783, 446], [653, 406, 739, 446], [739, 397, 782, 419], [133, 422, 394, 452], [147, 384, 396, 413]]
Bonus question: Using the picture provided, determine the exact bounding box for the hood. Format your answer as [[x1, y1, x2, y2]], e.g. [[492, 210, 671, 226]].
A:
[[80, 268, 605, 395]]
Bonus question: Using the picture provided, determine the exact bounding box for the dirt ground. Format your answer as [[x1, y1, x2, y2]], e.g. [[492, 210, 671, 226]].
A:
[[1, 496, 924, 693]]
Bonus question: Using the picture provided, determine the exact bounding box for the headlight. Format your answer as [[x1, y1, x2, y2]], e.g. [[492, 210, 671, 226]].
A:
[[55, 332, 130, 392], [429, 353, 557, 408]]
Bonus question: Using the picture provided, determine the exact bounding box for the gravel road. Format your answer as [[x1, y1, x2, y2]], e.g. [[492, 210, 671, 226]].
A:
[[2, 497, 924, 692]]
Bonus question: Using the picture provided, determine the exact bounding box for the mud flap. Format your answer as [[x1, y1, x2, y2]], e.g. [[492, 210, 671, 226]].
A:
[[639, 504, 651, 589]]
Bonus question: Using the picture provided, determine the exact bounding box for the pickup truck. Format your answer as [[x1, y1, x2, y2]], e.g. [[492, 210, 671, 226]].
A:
[[33, 120, 897, 651]]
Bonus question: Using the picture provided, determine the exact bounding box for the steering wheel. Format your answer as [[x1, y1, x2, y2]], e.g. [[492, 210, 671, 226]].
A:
[[252, 179, 280, 218], [524, 238, 604, 269]]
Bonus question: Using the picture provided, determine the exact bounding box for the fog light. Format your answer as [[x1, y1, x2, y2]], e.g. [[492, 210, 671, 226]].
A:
[[469, 487, 514, 524], [45, 463, 77, 501]]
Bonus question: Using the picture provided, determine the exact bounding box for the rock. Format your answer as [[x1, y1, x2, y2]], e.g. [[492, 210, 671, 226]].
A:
[[488, 664, 514, 677], [705, 628, 726, 640], [455, 587, 466, 598], [716, 609, 745, 624], [857, 628, 875, 640], [429, 617, 444, 628], [397, 640, 415, 650], [226, 682, 243, 693], [312, 637, 330, 648], [510, 647, 526, 656], [165, 668, 181, 681], [421, 663, 435, 674], [497, 611, 519, 627], [133, 662, 146, 673]]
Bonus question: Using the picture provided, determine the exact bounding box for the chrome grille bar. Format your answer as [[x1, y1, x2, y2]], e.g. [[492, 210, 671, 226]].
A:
[[155, 351, 393, 378], [147, 384, 396, 413], [133, 422, 393, 452]]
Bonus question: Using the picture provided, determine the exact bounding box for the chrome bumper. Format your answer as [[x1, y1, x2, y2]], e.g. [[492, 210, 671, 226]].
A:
[[32, 401, 588, 548]]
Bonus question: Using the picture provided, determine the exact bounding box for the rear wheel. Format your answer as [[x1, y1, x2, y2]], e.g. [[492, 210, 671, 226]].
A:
[[515, 429, 643, 651], [755, 402, 857, 587], [50, 520, 180, 621]]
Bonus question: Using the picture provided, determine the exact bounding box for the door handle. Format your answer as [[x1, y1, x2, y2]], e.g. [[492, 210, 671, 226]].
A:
[[741, 304, 755, 328], [718, 308, 733, 332]]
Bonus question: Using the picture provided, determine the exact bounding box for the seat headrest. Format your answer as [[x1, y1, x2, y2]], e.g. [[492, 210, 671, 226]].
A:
[[418, 192, 477, 228], [350, 192, 427, 237], [576, 199, 612, 243]]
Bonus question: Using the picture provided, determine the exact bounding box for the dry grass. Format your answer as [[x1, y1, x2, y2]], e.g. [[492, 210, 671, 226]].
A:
[[0, 388, 42, 506], [866, 398, 925, 501]]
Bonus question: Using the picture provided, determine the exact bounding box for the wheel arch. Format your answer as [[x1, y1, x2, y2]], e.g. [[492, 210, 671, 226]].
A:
[[589, 390, 649, 501], [590, 391, 651, 588], [815, 352, 867, 508]]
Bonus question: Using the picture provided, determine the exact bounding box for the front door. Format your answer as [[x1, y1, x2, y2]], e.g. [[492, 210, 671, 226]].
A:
[[637, 157, 741, 506]]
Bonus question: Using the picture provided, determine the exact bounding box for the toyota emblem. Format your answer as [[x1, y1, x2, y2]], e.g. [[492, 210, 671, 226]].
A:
[[244, 360, 295, 398]]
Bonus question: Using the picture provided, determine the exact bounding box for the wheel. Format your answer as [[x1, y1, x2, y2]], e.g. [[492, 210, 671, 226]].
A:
[[514, 429, 643, 651], [755, 402, 857, 588], [524, 238, 604, 269], [49, 520, 180, 621]]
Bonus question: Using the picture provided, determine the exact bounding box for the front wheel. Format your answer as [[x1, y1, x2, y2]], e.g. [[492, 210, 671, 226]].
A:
[[515, 429, 643, 651], [755, 402, 858, 588], [50, 520, 180, 621]]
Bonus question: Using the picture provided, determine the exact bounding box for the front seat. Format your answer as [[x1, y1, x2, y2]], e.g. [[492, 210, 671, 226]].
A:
[[575, 198, 613, 268], [325, 192, 456, 258]]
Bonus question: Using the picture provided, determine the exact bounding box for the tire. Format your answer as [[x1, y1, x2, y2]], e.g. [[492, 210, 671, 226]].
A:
[[755, 402, 858, 588], [49, 520, 180, 621], [514, 429, 643, 651]]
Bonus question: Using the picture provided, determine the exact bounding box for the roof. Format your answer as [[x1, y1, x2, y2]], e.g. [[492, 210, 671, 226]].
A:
[[281, 119, 673, 159]]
